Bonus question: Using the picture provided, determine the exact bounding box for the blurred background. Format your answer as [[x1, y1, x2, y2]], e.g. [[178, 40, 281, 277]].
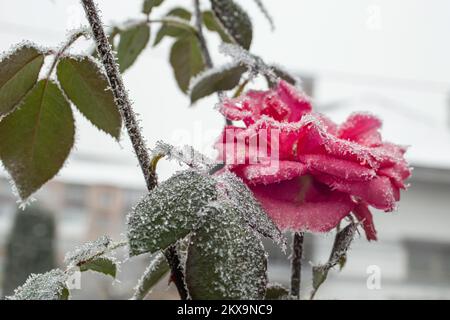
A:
[[1, 0, 450, 299]]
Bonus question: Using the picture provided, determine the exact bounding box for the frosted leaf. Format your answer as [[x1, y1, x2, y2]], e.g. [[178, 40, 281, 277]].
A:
[[310, 222, 358, 299], [253, 0, 275, 30], [64, 235, 113, 266], [152, 141, 216, 172], [127, 170, 217, 256], [265, 282, 289, 300], [79, 257, 117, 278], [185, 202, 267, 299], [132, 252, 170, 300], [215, 171, 286, 249], [7, 269, 68, 300], [219, 43, 276, 81]]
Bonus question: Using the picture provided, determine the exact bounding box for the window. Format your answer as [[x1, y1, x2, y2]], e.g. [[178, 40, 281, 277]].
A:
[[404, 239, 450, 284]]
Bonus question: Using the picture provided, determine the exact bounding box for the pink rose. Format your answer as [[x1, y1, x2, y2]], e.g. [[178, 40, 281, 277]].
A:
[[215, 80, 411, 241]]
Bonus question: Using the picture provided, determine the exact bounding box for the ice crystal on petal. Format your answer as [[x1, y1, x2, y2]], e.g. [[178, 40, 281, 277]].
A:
[[7, 269, 68, 300]]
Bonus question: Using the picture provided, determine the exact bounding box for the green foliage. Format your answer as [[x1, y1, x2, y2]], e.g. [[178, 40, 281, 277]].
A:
[[2, 205, 56, 297], [185, 203, 267, 300], [57, 56, 122, 140], [0, 45, 44, 116], [143, 0, 164, 14], [311, 223, 357, 299], [170, 36, 205, 93], [79, 257, 117, 278], [210, 0, 253, 50], [267, 65, 299, 87], [7, 269, 68, 300], [189, 63, 247, 104], [127, 170, 217, 256], [117, 23, 150, 72], [153, 8, 192, 46], [132, 252, 170, 300], [0, 80, 75, 200], [265, 283, 289, 300], [202, 11, 232, 44]]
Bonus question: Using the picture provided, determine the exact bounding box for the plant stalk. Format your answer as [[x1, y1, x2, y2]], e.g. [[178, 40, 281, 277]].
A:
[[80, 0, 188, 300], [290, 232, 304, 298]]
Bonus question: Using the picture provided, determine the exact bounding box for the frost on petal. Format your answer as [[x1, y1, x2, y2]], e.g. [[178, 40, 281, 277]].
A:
[[250, 178, 354, 232], [317, 174, 397, 211], [240, 161, 307, 185], [7, 269, 68, 300], [353, 201, 377, 241], [276, 80, 311, 122], [300, 154, 376, 181], [378, 163, 411, 189], [338, 112, 382, 146], [215, 171, 285, 247]]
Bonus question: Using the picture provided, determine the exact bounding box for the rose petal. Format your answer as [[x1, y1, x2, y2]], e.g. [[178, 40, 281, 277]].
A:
[[300, 154, 376, 181], [353, 201, 377, 241], [250, 178, 354, 232], [276, 80, 312, 122], [338, 113, 382, 146], [240, 161, 307, 185]]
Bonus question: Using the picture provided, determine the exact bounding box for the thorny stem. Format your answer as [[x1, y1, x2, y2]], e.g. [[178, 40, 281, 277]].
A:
[[80, 0, 188, 300], [193, 0, 213, 69], [164, 245, 189, 300], [80, 0, 156, 191], [290, 232, 304, 299]]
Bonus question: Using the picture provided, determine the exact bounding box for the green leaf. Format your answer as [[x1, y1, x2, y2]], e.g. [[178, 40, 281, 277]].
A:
[[202, 11, 233, 44], [57, 56, 122, 140], [0, 80, 75, 200], [210, 0, 253, 50], [7, 269, 69, 300], [265, 283, 289, 300], [143, 0, 164, 14], [153, 8, 192, 46], [117, 24, 150, 73], [185, 202, 267, 300], [0, 45, 44, 116], [79, 257, 117, 278], [132, 252, 170, 300], [311, 223, 357, 299], [127, 170, 217, 256], [170, 36, 205, 93], [216, 172, 285, 247], [189, 63, 246, 104], [266, 65, 299, 88]]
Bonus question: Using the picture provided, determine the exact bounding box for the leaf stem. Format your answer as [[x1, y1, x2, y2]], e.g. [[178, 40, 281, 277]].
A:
[[80, 0, 187, 300], [290, 232, 304, 299], [46, 30, 88, 79], [193, 0, 213, 69]]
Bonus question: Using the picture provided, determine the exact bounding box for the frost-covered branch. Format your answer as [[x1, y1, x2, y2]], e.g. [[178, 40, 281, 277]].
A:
[[290, 232, 304, 298], [80, 0, 156, 190], [193, 0, 213, 68]]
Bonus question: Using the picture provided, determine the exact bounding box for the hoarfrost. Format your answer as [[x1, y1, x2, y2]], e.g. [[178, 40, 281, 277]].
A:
[[64, 235, 113, 266], [131, 251, 170, 300], [127, 170, 217, 256], [152, 141, 216, 172], [215, 171, 286, 249], [185, 202, 267, 299], [7, 269, 68, 300]]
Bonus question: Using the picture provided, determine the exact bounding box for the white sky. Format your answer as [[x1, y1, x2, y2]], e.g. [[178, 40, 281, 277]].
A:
[[1, 0, 450, 185]]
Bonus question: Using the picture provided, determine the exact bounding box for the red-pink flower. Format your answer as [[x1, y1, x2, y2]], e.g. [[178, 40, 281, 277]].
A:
[[215, 80, 411, 241]]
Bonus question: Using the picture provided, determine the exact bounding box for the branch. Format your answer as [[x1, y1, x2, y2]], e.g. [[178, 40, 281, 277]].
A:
[[80, 0, 156, 191], [193, 0, 213, 69], [290, 232, 304, 298], [80, 0, 188, 300]]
